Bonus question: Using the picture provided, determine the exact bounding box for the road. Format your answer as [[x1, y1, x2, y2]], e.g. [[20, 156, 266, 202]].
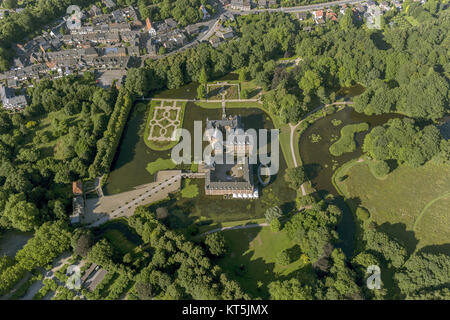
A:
[[229, 0, 366, 14]]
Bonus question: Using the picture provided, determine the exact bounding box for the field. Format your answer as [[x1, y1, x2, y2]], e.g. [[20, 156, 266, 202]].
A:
[[215, 227, 311, 298], [334, 160, 450, 253]]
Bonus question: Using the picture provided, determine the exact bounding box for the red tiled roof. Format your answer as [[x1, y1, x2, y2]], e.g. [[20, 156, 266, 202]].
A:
[[73, 181, 83, 195]]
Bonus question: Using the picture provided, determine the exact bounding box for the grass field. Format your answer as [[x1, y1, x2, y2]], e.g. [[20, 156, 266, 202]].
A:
[[329, 122, 368, 157], [146, 158, 176, 175], [215, 227, 311, 298], [103, 229, 137, 255], [181, 179, 199, 198], [334, 160, 450, 252]]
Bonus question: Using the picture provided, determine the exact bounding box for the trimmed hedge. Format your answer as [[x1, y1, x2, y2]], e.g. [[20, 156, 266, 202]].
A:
[[89, 89, 133, 177]]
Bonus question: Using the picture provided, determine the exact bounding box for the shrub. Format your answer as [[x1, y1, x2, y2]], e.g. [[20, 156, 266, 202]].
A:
[[270, 218, 281, 232], [369, 160, 390, 178], [356, 207, 370, 221], [276, 250, 291, 266]]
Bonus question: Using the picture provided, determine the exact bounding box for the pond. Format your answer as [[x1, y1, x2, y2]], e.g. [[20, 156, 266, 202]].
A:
[[104, 101, 296, 223], [336, 84, 366, 99], [299, 107, 404, 256], [299, 107, 404, 195]]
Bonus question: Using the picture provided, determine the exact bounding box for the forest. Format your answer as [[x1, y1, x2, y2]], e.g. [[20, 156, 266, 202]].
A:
[[0, 73, 117, 234]]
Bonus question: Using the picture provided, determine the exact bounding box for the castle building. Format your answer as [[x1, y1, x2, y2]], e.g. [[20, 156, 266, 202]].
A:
[[204, 115, 258, 198]]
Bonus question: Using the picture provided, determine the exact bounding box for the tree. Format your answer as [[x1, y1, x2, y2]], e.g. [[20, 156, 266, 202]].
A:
[[3, 193, 39, 231], [197, 84, 206, 99], [72, 229, 94, 258], [270, 218, 281, 232], [276, 249, 291, 265], [339, 8, 354, 31], [3, 0, 17, 9], [204, 233, 227, 257], [125, 68, 149, 97], [395, 252, 450, 299], [238, 68, 247, 83], [284, 166, 306, 190], [16, 221, 71, 271], [240, 88, 249, 99], [198, 67, 208, 85], [87, 239, 115, 268], [299, 70, 322, 94], [268, 278, 313, 300]]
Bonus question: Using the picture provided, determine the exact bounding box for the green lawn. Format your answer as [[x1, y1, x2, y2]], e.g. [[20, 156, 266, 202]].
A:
[[181, 179, 199, 198], [215, 227, 311, 298], [146, 158, 176, 175], [329, 122, 369, 157], [334, 160, 450, 252], [103, 229, 137, 255]]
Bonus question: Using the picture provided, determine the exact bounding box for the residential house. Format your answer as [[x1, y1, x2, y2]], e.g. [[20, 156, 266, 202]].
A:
[[0, 85, 28, 110], [90, 5, 102, 17], [379, 1, 391, 12], [185, 24, 201, 36], [102, 0, 116, 9], [326, 10, 338, 22], [312, 10, 325, 24], [127, 6, 142, 27], [127, 46, 140, 56], [13, 57, 25, 69], [258, 0, 268, 8], [209, 37, 222, 48], [392, 0, 402, 9], [296, 11, 308, 21], [112, 9, 126, 23], [216, 27, 234, 40], [230, 0, 251, 10], [165, 18, 178, 29], [146, 38, 158, 54]]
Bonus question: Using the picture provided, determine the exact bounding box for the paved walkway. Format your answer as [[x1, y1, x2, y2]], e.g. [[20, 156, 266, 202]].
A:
[[85, 171, 182, 228], [202, 223, 270, 236]]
